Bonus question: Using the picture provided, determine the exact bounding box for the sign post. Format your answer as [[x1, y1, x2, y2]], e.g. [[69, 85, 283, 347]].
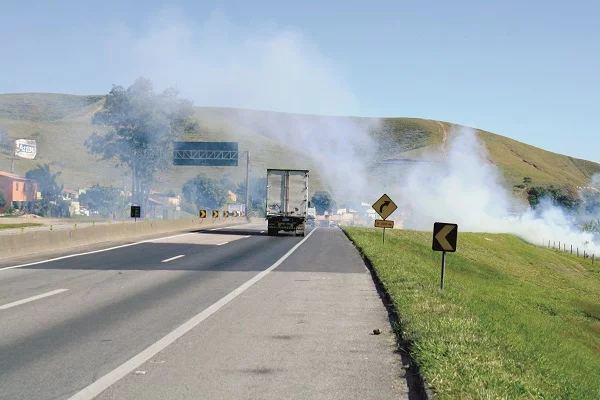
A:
[[432, 222, 458, 290], [131, 205, 141, 223], [372, 194, 398, 244]]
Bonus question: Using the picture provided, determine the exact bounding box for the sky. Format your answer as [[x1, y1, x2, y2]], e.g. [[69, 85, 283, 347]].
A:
[[1, 0, 598, 162]]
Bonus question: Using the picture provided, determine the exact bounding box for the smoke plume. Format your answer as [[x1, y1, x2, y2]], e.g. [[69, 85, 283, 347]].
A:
[[397, 126, 598, 253], [106, 8, 599, 253]]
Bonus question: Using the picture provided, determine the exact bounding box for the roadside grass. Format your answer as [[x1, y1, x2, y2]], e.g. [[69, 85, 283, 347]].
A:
[[344, 227, 600, 399], [0, 223, 43, 230]]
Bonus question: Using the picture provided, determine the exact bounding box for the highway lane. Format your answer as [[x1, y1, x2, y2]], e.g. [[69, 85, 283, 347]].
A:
[[1, 224, 408, 400], [0, 222, 305, 400]]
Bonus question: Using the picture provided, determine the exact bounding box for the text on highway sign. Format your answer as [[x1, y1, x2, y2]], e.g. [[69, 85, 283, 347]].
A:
[[432, 222, 458, 252], [374, 219, 394, 229], [372, 194, 397, 220]]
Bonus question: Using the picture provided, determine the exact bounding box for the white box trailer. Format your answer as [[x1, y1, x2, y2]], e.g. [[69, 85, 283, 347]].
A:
[[265, 169, 310, 236]]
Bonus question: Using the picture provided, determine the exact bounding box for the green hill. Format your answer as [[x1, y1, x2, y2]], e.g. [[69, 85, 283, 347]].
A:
[[0, 93, 598, 201]]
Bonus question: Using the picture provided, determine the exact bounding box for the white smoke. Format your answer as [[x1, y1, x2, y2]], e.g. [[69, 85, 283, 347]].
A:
[[398, 126, 598, 253], [591, 173, 600, 188], [104, 8, 360, 117], [105, 8, 599, 254], [104, 8, 383, 201]]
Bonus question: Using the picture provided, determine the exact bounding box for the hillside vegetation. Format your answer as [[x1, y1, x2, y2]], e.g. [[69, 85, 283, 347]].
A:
[[0, 93, 598, 198]]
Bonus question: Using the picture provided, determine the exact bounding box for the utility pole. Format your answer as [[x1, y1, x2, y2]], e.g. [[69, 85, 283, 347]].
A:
[[245, 150, 250, 222]]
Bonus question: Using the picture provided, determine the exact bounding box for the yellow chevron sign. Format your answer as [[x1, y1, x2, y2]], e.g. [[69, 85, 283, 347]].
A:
[[199, 210, 206, 218]]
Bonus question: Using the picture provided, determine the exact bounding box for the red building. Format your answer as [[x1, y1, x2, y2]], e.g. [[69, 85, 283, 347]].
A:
[[0, 171, 38, 212]]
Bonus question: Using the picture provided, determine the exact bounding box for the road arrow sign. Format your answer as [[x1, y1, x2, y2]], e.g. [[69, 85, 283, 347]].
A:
[[372, 194, 397, 220], [223, 211, 229, 218], [199, 210, 206, 218], [432, 222, 458, 252], [212, 210, 219, 218]]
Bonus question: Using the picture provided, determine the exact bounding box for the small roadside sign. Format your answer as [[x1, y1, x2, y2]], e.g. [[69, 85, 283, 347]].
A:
[[372, 194, 397, 220], [130, 206, 141, 219], [432, 223, 458, 252], [223, 210, 229, 218], [233, 211, 239, 217], [199, 210, 206, 218], [432, 222, 458, 290], [374, 219, 394, 229], [212, 210, 219, 218]]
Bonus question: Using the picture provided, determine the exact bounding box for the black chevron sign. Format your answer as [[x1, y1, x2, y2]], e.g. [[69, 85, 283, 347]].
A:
[[432, 222, 458, 252]]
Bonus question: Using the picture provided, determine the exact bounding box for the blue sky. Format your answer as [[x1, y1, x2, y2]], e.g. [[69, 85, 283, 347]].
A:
[[1, 0, 598, 162]]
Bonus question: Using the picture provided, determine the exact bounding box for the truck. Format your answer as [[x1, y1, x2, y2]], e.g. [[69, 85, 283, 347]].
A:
[[265, 169, 310, 236]]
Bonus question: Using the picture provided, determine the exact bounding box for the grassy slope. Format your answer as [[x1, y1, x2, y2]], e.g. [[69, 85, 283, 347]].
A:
[[345, 227, 600, 399], [0, 93, 598, 197]]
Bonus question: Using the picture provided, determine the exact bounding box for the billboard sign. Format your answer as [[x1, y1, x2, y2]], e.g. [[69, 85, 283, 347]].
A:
[[173, 141, 238, 166], [14, 139, 37, 159]]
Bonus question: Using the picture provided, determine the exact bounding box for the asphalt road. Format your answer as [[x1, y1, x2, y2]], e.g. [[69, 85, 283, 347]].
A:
[[0, 223, 409, 400]]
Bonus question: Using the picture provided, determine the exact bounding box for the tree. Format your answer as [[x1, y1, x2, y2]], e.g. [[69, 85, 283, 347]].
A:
[[80, 185, 127, 218], [0, 190, 6, 209], [527, 186, 581, 213], [25, 164, 64, 216], [236, 176, 267, 216], [85, 77, 197, 216], [311, 191, 336, 215], [182, 174, 229, 210]]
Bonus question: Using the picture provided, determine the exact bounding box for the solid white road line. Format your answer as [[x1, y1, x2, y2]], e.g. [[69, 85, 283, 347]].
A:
[[161, 255, 185, 263], [216, 242, 229, 246], [0, 289, 69, 311], [210, 227, 224, 231], [68, 228, 318, 400], [0, 222, 254, 273]]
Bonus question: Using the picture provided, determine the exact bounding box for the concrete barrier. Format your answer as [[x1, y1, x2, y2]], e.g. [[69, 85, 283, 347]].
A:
[[0, 216, 252, 261]]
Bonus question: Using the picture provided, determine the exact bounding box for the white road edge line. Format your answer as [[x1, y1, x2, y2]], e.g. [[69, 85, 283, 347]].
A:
[[68, 228, 318, 400], [210, 227, 224, 231], [216, 242, 229, 246], [161, 255, 185, 263], [0, 223, 253, 272], [0, 289, 69, 311]]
